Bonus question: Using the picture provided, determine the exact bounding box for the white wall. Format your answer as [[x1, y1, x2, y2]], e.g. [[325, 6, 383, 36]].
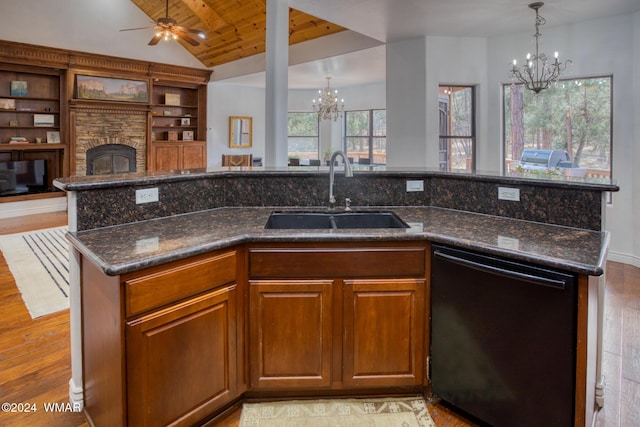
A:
[[425, 36, 488, 169], [208, 82, 385, 165], [487, 13, 640, 266], [207, 84, 265, 165], [386, 37, 428, 167]]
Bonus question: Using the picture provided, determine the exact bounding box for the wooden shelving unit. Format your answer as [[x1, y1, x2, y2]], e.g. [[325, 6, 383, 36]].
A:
[[0, 65, 66, 196], [150, 82, 207, 171]]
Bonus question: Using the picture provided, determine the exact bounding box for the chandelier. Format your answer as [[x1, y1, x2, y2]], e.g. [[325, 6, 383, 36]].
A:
[[312, 77, 344, 121], [509, 2, 571, 94]]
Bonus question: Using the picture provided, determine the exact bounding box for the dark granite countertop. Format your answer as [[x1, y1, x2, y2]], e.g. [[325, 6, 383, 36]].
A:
[[54, 166, 619, 192], [68, 206, 608, 277]]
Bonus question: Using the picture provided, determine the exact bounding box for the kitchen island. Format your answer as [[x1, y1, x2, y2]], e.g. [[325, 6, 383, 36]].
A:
[[55, 167, 618, 427]]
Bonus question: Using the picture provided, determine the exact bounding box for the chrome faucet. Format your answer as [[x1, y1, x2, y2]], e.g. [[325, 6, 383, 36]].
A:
[[328, 150, 353, 210]]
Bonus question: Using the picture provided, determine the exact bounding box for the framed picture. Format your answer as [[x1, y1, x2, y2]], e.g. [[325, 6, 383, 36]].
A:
[[46, 131, 60, 144], [76, 75, 148, 103], [182, 131, 194, 141], [34, 114, 55, 127], [181, 118, 190, 126], [165, 93, 181, 106], [10, 80, 27, 97], [9, 120, 18, 127]]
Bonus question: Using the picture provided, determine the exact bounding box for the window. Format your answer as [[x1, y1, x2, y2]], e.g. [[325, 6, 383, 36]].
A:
[[287, 112, 319, 162], [504, 76, 612, 179], [345, 109, 386, 165], [438, 86, 475, 171]]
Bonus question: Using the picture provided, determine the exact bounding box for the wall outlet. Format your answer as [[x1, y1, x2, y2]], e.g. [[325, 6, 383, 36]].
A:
[[136, 187, 159, 204], [498, 186, 520, 201], [406, 180, 424, 192]]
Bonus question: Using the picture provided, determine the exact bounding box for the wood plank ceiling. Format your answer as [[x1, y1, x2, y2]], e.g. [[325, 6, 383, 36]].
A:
[[129, 0, 346, 68]]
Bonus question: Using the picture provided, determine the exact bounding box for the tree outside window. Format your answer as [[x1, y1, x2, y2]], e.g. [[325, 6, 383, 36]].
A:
[[345, 110, 386, 165], [287, 112, 319, 162], [438, 86, 475, 171], [504, 76, 612, 179]]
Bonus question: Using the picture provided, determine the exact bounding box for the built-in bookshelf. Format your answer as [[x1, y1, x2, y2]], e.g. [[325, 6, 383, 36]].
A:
[[0, 68, 62, 144], [150, 82, 207, 170], [0, 66, 66, 197]]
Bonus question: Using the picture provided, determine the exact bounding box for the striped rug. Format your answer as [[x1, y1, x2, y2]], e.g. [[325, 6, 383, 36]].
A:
[[0, 226, 69, 319]]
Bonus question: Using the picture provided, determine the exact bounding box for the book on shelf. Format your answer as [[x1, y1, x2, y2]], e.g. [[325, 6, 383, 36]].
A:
[[0, 98, 15, 109], [9, 136, 28, 144]]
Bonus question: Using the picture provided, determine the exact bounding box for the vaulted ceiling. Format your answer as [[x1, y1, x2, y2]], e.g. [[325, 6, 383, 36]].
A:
[[129, 0, 346, 68]]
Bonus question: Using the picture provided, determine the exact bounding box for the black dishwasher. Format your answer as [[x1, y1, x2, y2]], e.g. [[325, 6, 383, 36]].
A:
[[430, 244, 578, 427]]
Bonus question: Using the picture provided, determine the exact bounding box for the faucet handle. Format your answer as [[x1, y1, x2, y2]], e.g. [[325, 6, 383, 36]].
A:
[[345, 198, 352, 211]]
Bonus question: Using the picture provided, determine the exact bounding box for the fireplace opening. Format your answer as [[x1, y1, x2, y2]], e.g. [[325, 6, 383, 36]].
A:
[[87, 144, 136, 175]]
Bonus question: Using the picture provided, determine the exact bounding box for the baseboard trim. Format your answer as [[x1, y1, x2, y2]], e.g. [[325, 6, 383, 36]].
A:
[[0, 197, 67, 219], [607, 251, 640, 269]]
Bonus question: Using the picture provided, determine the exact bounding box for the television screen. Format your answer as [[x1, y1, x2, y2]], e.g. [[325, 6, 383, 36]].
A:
[[0, 160, 47, 196]]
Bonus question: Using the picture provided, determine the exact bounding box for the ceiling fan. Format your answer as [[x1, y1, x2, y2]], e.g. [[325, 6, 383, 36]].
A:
[[121, 0, 206, 46]]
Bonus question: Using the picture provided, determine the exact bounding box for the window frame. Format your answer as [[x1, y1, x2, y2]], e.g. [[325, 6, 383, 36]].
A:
[[438, 85, 476, 172], [502, 75, 613, 181], [344, 109, 386, 165], [287, 111, 320, 162]]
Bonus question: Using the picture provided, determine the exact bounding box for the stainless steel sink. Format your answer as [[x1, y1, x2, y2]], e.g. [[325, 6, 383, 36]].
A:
[[265, 211, 409, 229]]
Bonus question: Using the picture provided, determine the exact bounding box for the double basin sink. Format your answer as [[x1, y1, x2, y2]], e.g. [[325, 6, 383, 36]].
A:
[[265, 211, 409, 230]]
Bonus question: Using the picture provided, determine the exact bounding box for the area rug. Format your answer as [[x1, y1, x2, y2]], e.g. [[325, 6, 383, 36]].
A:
[[239, 397, 434, 427], [0, 226, 69, 319]]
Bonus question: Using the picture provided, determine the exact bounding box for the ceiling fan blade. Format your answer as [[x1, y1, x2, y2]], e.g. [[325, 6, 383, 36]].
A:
[[148, 34, 163, 46], [175, 25, 206, 38], [120, 25, 156, 32], [172, 30, 201, 46]]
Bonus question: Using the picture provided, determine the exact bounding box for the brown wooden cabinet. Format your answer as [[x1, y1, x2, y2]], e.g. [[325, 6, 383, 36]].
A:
[[152, 141, 206, 171], [82, 249, 242, 427], [247, 243, 428, 391]]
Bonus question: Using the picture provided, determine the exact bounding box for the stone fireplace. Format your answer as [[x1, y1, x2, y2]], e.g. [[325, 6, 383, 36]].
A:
[[71, 105, 147, 177]]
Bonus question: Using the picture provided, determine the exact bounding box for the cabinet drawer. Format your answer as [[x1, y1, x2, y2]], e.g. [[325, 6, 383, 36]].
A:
[[249, 246, 426, 278], [125, 250, 237, 317]]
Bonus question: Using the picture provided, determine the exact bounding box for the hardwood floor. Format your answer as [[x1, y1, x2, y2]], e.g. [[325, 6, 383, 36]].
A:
[[0, 212, 637, 426], [0, 211, 86, 427]]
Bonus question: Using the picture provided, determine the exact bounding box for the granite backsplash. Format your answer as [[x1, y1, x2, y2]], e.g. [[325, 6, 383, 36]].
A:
[[68, 171, 610, 232]]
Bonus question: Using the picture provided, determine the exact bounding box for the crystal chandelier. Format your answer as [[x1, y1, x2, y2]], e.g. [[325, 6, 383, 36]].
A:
[[509, 2, 571, 94], [312, 77, 344, 121]]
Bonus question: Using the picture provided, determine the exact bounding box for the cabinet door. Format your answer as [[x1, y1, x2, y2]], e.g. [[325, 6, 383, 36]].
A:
[[343, 278, 425, 387], [153, 144, 180, 171], [182, 143, 206, 169], [249, 279, 333, 389], [126, 285, 238, 427]]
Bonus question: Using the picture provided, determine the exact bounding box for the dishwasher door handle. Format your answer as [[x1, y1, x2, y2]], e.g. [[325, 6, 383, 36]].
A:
[[433, 250, 568, 290]]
